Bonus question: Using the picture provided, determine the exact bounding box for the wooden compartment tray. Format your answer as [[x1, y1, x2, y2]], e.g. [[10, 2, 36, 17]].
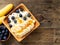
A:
[[2, 3, 40, 42]]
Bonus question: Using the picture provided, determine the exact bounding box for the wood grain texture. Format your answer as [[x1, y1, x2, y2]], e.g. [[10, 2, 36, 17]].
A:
[[0, 0, 60, 45]]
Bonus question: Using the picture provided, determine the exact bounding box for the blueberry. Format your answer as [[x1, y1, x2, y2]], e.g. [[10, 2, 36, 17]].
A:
[[23, 17, 27, 20], [0, 34, 3, 37], [8, 19, 11, 23], [20, 8, 24, 11], [3, 36, 7, 40], [9, 24, 12, 28], [27, 13, 31, 17], [19, 14, 22, 17], [4, 33, 8, 36], [0, 32, 1, 34], [14, 20, 17, 23], [16, 10, 19, 13], [11, 16, 15, 20], [5, 29, 9, 33], [2, 30, 5, 33]]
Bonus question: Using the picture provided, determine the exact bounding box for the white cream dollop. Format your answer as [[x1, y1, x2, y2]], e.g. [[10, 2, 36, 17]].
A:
[[8, 10, 35, 37]]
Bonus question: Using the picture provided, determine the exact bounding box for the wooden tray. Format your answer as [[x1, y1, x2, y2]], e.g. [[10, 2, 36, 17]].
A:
[[2, 3, 40, 42]]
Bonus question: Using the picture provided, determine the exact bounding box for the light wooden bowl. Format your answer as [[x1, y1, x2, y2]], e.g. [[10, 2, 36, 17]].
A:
[[2, 3, 40, 42]]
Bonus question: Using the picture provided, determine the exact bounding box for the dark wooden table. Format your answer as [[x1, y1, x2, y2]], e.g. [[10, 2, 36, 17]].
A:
[[0, 0, 60, 45]]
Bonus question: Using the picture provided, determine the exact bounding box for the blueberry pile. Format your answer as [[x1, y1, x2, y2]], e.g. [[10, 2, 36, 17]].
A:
[[0, 26, 9, 40]]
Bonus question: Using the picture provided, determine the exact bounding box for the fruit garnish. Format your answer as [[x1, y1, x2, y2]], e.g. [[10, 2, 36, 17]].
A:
[[27, 13, 31, 17], [19, 14, 22, 17], [9, 24, 12, 28], [14, 20, 17, 23], [11, 16, 15, 20], [17, 19, 23, 23], [20, 8, 24, 11], [23, 17, 27, 20], [16, 10, 19, 13]]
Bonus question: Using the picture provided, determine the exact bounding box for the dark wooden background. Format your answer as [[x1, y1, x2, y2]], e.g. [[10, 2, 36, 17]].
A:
[[0, 0, 60, 45]]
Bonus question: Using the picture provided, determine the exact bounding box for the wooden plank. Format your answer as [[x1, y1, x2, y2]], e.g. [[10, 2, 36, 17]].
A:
[[0, 0, 60, 45]]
